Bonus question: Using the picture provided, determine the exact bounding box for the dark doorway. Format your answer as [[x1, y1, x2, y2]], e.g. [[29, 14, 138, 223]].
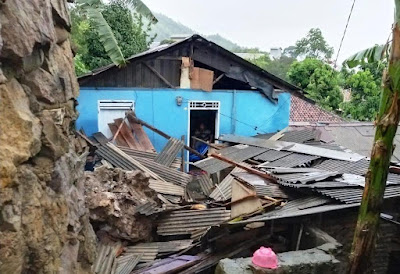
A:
[[189, 110, 217, 148]]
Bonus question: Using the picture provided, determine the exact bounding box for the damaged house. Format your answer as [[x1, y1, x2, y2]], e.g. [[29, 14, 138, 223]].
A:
[[76, 34, 308, 155]]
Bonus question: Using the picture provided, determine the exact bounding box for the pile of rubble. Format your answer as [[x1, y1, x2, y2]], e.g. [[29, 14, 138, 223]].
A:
[[79, 114, 400, 273]]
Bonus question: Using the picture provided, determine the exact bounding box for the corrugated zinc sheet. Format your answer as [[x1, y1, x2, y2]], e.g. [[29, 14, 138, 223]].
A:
[[154, 138, 184, 167], [157, 208, 231, 236], [119, 146, 181, 169], [254, 150, 292, 162], [116, 254, 141, 274], [314, 158, 369, 176], [233, 197, 357, 224], [193, 144, 266, 174], [124, 245, 158, 262], [132, 155, 192, 187], [209, 164, 252, 201], [149, 179, 185, 197], [279, 129, 318, 143], [135, 202, 162, 216], [315, 185, 400, 204], [196, 174, 214, 196], [269, 171, 340, 184], [267, 153, 320, 168]]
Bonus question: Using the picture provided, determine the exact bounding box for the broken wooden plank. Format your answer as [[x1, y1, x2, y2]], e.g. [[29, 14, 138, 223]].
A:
[[127, 115, 155, 152], [114, 118, 142, 150], [231, 180, 262, 218], [108, 123, 129, 147], [143, 62, 175, 88]]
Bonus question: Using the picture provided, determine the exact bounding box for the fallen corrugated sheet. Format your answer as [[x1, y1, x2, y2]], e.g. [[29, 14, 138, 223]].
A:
[[92, 242, 122, 274], [154, 138, 184, 167], [193, 144, 267, 174], [196, 174, 215, 196], [120, 146, 181, 169], [219, 134, 365, 162], [233, 197, 358, 224], [135, 202, 162, 216], [124, 245, 158, 262], [279, 129, 319, 143], [132, 155, 192, 187], [96, 143, 165, 181], [157, 208, 231, 236], [314, 158, 369, 176], [149, 179, 185, 197], [232, 172, 289, 199], [315, 185, 400, 204], [132, 255, 202, 274], [116, 254, 141, 274], [266, 153, 320, 168], [267, 170, 340, 185], [209, 164, 252, 201], [254, 149, 292, 162]]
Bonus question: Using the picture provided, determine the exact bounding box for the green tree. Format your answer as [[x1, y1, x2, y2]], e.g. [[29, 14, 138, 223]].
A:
[[265, 56, 297, 81], [287, 58, 324, 89], [294, 28, 334, 60], [73, 0, 157, 68], [306, 65, 343, 110], [341, 70, 381, 121], [287, 58, 342, 110], [72, 0, 155, 71], [250, 54, 271, 69]]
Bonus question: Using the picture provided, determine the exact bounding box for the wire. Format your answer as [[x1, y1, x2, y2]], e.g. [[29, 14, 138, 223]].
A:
[[334, 0, 357, 68], [219, 112, 267, 133]]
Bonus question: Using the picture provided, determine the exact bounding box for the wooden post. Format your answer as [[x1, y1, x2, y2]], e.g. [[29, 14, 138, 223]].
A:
[[348, 1, 400, 273], [181, 135, 185, 172]]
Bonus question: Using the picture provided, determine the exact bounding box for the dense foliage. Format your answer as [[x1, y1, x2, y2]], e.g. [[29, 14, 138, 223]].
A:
[[71, 0, 155, 74], [293, 28, 334, 60]]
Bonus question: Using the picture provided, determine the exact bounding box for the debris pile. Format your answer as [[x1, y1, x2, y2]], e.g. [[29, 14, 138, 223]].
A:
[[79, 116, 400, 273], [83, 166, 161, 242]]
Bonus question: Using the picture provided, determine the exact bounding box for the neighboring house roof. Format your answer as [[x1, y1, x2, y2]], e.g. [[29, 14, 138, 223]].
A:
[[289, 122, 400, 162], [79, 34, 309, 103], [290, 96, 344, 123]]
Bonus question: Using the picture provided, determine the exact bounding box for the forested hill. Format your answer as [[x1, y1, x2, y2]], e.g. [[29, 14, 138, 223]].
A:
[[150, 13, 242, 51]]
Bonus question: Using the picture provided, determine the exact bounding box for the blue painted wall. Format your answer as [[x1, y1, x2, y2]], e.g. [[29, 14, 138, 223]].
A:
[[76, 88, 290, 152]]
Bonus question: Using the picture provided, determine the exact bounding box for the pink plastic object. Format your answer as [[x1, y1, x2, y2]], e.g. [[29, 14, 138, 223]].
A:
[[252, 247, 278, 269]]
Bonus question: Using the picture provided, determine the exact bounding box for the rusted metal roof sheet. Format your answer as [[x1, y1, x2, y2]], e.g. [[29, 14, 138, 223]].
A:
[[132, 156, 192, 187], [194, 144, 266, 174], [157, 208, 231, 236], [119, 146, 181, 169], [233, 197, 357, 224], [154, 138, 184, 167]]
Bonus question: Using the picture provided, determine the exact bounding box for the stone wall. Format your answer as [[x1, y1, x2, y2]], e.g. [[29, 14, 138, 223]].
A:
[[0, 1, 96, 273]]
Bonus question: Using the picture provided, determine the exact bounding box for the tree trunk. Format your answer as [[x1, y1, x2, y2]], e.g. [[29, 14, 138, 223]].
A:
[[347, 1, 400, 273]]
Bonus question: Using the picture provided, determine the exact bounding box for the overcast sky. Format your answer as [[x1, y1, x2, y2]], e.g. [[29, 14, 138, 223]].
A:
[[142, 0, 394, 63]]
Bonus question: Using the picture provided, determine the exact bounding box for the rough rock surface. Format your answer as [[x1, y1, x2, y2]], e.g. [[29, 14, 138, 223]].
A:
[[83, 167, 161, 242], [0, 1, 96, 273]]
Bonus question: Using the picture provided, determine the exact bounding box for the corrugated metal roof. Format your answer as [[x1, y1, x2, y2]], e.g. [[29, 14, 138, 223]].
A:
[[233, 197, 357, 224], [314, 158, 369, 176], [119, 146, 181, 169], [195, 174, 214, 196], [154, 138, 184, 167], [232, 172, 289, 199], [116, 254, 141, 274], [254, 150, 293, 162], [124, 245, 158, 262], [315, 185, 400, 204], [279, 129, 319, 143], [194, 144, 266, 174], [132, 155, 192, 187], [149, 179, 185, 197], [135, 202, 162, 216], [267, 153, 320, 168], [157, 208, 231, 236], [269, 171, 340, 184], [209, 164, 252, 201]]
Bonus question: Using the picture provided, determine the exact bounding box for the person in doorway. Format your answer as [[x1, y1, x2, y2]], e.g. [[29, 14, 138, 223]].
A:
[[193, 122, 212, 150]]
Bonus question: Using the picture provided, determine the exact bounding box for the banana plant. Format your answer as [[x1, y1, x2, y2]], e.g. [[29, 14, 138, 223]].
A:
[[75, 0, 157, 67], [344, 43, 390, 68]]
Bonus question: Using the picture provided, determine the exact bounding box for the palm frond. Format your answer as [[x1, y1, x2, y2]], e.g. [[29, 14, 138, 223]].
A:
[[86, 7, 127, 67], [344, 44, 389, 68]]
